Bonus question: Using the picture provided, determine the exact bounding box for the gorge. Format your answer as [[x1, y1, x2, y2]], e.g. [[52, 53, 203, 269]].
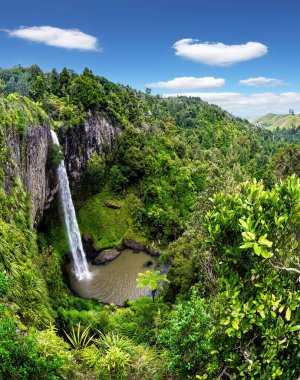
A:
[[0, 66, 299, 379]]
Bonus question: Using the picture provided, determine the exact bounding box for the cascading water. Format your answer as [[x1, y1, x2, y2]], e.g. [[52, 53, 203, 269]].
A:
[[51, 130, 92, 281]]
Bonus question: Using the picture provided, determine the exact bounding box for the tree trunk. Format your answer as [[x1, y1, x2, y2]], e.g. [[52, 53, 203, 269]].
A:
[[152, 290, 156, 303]]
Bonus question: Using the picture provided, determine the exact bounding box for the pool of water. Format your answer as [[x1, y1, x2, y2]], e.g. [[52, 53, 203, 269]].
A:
[[67, 249, 159, 305]]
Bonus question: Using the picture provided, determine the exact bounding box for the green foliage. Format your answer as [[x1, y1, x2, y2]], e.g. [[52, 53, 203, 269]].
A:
[[70, 74, 102, 110], [273, 143, 300, 178], [64, 323, 95, 349], [36, 324, 79, 378], [201, 176, 300, 379], [108, 297, 169, 344], [2, 65, 300, 380], [0, 309, 65, 379], [157, 292, 216, 377], [136, 270, 169, 302], [47, 142, 64, 169], [0, 272, 8, 299], [85, 152, 106, 193], [77, 191, 147, 249], [59, 67, 71, 96], [0, 184, 54, 327], [44, 94, 84, 130], [31, 75, 45, 102], [56, 296, 109, 333], [80, 331, 167, 380]]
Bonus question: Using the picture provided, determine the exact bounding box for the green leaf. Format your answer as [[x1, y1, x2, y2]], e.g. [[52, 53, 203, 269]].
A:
[[239, 219, 249, 231], [240, 242, 254, 249], [242, 231, 256, 242], [258, 235, 273, 248], [260, 248, 273, 259], [253, 243, 261, 255], [232, 320, 239, 330], [289, 325, 300, 332], [285, 307, 291, 321], [222, 317, 231, 326]]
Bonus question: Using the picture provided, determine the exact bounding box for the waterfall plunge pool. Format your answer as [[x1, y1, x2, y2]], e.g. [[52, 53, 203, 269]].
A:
[[67, 249, 159, 305]]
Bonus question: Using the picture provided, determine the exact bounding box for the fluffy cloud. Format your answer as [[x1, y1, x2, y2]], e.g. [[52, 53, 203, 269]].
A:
[[239, 77, 285, 87], [163, 92, 300, 118], [147, 76, 225, 90], [6, 26, 99, 51], [173, 39, 268, 66]]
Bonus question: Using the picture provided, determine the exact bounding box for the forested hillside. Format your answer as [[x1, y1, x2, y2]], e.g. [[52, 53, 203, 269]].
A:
[[0, 65, 299, 379]]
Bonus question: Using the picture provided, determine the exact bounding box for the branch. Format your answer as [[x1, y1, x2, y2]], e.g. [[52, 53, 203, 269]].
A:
[[218, 366, 233, 379], [270, 262, 300, 275]]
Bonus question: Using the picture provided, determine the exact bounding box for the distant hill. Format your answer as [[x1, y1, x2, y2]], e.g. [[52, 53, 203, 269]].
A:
[[256, 113, 300, 129]]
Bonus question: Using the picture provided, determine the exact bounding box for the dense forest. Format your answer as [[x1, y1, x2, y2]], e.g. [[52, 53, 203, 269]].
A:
[[0, 65, 299, 379]]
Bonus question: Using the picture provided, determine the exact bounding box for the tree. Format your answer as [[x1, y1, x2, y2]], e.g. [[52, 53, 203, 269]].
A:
[[59, 67, 71, 96], [202, 176, 300, 378], [31, 75, 45, 102], [69, 74, 102, 110], [48, 68, 60, 96], [273, 144, 300, 178], [158, 292, 215, 377], [136, 271, 169, 302]]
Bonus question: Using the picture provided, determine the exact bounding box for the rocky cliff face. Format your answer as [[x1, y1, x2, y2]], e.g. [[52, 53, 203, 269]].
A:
[[60, 114, 121, 187], [4, 124, 55, 223], [4, 114, 120, 222]]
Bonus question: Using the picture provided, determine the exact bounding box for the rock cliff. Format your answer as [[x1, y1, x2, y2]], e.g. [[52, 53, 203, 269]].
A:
[[4, 124, 54, 223], [4, 113, 120, 222], [60, 114, 121, 187]]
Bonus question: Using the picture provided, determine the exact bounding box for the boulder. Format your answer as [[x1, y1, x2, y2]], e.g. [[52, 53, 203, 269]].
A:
[[92, 250, 121, 265], [146, 247, 160, 257], [103, 200, 121, 209], [123, 238, 146, 252], [82, 234, 101, 260]]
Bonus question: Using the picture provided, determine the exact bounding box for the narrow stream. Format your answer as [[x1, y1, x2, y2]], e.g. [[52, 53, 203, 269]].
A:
[[67, 249, 159, 305]]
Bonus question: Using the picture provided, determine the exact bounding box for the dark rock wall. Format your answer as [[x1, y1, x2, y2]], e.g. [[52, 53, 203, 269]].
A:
[[4, 114, 120, 222], [60, 114, 121, 187], [5, 124, 54, 223]]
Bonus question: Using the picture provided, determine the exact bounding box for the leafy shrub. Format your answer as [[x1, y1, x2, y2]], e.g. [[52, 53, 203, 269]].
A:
[[157, 292, 216, 377], [0, 271, 8, 298], [0, 309, 64, 379], [202, 176, 300, 378], [69, 75, 102, 110], [36, 324, 79, 378]]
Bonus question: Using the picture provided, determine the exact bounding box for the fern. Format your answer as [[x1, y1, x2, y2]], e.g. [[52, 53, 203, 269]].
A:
[[64, 323, 95, 349]]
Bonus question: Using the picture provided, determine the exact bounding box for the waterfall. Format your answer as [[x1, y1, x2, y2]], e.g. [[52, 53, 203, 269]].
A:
[[51, 130, 92, 281]]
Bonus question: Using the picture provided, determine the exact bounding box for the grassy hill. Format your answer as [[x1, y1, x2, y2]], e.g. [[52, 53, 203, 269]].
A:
[[256, 113, 300, 129]]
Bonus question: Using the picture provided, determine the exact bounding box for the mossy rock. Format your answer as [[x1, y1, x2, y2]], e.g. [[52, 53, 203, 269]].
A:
[[77, 192, 148, 250]]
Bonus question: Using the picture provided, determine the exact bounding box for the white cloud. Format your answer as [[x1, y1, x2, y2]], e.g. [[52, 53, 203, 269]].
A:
[[147, 76, 225, 90], [173, 39, 268, 66], [163, 92, 300, 118], [239, 77, 285, 87], [6, 26, 99, 51]]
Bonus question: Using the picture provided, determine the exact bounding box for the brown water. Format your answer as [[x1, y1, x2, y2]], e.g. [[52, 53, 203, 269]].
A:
[[67, 249, 159, 305]]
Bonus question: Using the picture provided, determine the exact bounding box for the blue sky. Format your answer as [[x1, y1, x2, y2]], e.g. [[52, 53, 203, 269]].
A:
[[1, 0, 300, 117]]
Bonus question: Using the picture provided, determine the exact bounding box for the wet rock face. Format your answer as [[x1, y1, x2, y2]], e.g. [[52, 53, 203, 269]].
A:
[[60, 114, 121, 188], [82, 233, 101, 260], [4, 124, 55, 223]]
